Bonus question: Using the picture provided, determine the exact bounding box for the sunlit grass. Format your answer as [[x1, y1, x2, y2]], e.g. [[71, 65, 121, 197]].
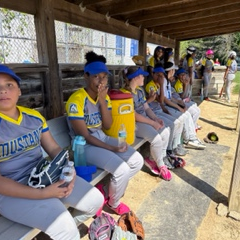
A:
[[233, 71, 240, 94]]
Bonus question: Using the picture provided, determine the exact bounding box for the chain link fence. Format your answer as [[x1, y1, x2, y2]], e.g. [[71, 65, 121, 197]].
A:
[[0, 9, 38, 63], [0, 8, 135, 64], [55, 21, 126, 64]]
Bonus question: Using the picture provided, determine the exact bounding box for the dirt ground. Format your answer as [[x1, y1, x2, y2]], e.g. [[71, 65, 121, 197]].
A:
[[36, 90, 240, 240], [194, 92, 240, 240]]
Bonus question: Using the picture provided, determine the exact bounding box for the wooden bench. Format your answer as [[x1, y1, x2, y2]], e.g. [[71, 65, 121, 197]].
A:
[[0, 116, 146, 240]]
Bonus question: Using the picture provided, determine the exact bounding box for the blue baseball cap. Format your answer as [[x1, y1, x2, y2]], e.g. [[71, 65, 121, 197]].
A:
[[0, 65, 21, 85], [175, 68, 186, 75], [153, 66, 165, 74], [84, 61, 111, 75], [126, 67, 149, 79]]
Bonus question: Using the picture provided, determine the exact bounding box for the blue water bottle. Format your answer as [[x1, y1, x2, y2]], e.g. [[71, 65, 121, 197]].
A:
[[72, 136, 87, 166]]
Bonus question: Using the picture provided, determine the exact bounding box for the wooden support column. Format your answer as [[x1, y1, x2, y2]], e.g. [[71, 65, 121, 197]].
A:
[[174, 40, 180, 65], [139, 29, 148, 68], [228, 133, 240, 213], [34, 0, 64, 119]]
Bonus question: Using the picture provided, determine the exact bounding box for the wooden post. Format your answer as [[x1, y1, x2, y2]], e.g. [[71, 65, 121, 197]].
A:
[[34, 0, 64, 119], [228, 132, 240, 212], [174, 40, 180, 65], [139, 29, 148, 68]]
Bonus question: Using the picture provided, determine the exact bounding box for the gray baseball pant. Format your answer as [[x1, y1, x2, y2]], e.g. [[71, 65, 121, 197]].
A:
[[0, 176, 104, 240], [84, 130, 144, 208]]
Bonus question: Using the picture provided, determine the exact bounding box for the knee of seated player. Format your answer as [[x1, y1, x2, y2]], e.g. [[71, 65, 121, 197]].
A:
[[112, 161, 131, 180], [45, 210, 80, 240]]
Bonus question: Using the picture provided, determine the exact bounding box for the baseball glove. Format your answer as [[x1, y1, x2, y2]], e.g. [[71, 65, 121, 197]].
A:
[[117, 210, 145, 240], [204, 132, 219, 144], [28, 149, 69, 188]]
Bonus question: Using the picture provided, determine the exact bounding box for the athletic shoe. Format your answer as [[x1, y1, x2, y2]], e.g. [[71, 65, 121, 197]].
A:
[[95, 184, 109, 216], [107, 202, 130, 215], [168, 155, 186, 168], [144, 158, 160, 175], [163, 156, 175, 170], [159, 165, 172, 181], [204, 97, 210, 101], [173, 144, 188, 156], [185, 139, 206, 150]]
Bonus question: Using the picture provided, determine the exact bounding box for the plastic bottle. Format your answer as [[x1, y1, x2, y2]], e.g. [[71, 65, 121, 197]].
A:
[[72, 136, 87, 166], [59, 161, 74, 187], [118, 124, 127, 147]]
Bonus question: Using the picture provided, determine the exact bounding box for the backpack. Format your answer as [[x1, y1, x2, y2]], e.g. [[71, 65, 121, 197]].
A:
[[88, 212, 116, 240]]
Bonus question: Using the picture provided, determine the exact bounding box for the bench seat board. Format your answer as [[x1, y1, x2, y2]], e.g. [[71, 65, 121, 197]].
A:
[[0, 116, 146, 240]]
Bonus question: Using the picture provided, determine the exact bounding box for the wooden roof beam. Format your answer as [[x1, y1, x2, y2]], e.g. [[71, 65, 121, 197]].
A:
[[53, 0, 175, 47], [67, 0, 109, 6], [170, 23, 240, 38], [0, 0, 36, 15], [175, 26, 240, 40], [153, 13, 240, 32], [128, 0, 240, 24], [141, 3, 240, 28], [163, 18, 240, 38], [97, 0, 192, 16]]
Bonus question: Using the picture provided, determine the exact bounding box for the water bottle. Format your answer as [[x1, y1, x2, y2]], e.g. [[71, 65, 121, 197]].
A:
[[59, 161, 74, 187], [118, 124, 127, 147], [72, 136, 87, 167]]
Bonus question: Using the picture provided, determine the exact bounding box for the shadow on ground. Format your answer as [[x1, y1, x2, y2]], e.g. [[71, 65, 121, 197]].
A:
[[137, 143, 229, 240]]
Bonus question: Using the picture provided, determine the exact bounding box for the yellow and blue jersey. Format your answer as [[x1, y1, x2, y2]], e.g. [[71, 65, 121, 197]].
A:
[[0, 106, 47, 181], [66, 88, 112, 134]]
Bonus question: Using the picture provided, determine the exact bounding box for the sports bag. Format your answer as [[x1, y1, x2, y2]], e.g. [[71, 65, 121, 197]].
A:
[[117, 210, 145, 240], [28, 149, 69, 188], [88, 212, 116, 240]]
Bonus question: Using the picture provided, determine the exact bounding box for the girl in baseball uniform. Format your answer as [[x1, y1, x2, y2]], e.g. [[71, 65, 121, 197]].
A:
[[223, 51, 238, 103], [153, 62, 205, 150], [201, 50, 215, 101], [145, 66, 188, 158], [0, 65, 104, 240], [120, 66, 172, 181], [173, 68, 201, 131], [66, 51, 143, 215]]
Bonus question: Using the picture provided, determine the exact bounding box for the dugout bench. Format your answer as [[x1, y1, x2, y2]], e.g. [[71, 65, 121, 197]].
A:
[[0, 116, 146, 240]]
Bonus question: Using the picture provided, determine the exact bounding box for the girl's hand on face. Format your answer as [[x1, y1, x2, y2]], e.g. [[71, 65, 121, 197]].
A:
[[183, 78, 189, 85], [98, 84, 108, 101], [148, 89, 156, 101]]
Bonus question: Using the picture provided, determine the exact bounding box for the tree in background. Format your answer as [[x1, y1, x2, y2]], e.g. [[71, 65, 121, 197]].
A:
[[180, 33, 240, 65]]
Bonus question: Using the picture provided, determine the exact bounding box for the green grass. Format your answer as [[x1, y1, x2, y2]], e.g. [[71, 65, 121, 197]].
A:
[[233, 71, 240, 94]]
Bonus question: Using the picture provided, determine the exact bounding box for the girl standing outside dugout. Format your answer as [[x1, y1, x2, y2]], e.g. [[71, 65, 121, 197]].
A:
[[0, 65, 104, 240], [66, 51, 143, 215], [182, 46, 197, 97], [119, 66, 172, 181], [223, 51, 238, 103], [201, 49, 215, 101]]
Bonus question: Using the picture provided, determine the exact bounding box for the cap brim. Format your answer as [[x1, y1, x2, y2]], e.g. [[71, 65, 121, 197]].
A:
[[126, 67, 149, 79]]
